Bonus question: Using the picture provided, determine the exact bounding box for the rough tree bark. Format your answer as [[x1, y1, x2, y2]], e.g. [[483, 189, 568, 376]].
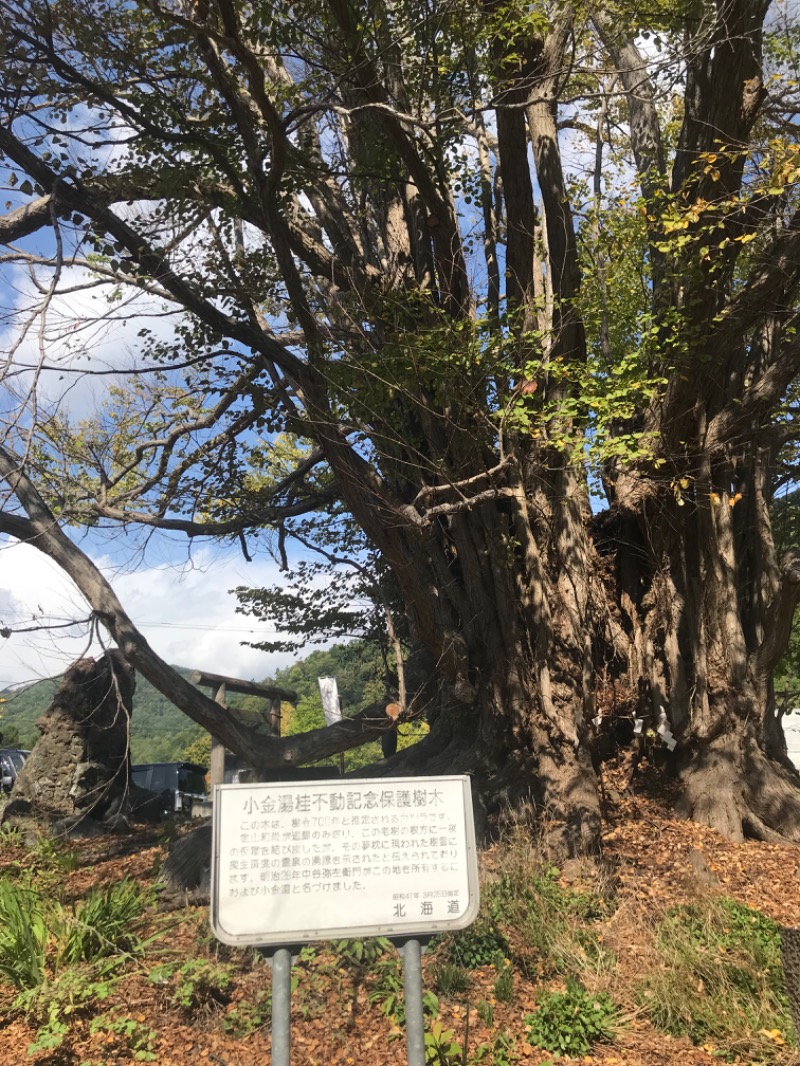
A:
[[597, 1, 800, 841]]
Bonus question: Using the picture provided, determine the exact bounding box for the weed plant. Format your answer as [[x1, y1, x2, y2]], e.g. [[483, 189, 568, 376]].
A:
[[0, 874, 149, 989], [149, 958, 234, 1014], [223, 991, 272, 1036], [61, 879, 153, 964], [472, 1029, 518, 1065], [0, 877, 158, 1056], [475, 998, 494, 1026], [333, 936, 392, 970], [485, 833, 611, 977], [27, 835, 80, 882], [640, 896, 794, 1061], [0, 833, 79, 895], [432, 961, 470, 996], [367, 952, 438, 1025], [0, 823, 22, 846], [424, 1019, 462, 1064], [90, 1015, 158, 1061], [16, 964, 116, 1055], [0, 881, 48, 988], [525, 979, 618, 1056], [494, 961, 515, 1002]]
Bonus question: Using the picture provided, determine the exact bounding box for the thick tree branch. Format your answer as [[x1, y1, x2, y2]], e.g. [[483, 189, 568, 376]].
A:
[[0, 194, 54, 243], [752, 550, 800, 681], [710, 213, 800, 351], [0, 447, 402, 766], [706, 332, 800, 453], [0, 126, 309, 387], [593, 12, 665, 187]]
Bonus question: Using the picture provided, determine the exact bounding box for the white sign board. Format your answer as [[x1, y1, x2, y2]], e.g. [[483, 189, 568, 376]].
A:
[[318, 676, 342, 726], [786, 709, 800, 773], [210, 775, 480, 947]]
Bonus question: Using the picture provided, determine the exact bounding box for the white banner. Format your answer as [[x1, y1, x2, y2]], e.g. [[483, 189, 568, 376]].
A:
[[318, 676, 342, 726]]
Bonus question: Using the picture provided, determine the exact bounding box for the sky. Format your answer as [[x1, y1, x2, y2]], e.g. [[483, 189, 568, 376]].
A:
[[0, 536, 298, 690]]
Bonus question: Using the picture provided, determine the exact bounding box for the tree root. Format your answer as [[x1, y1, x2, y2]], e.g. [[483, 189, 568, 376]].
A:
[[742, 738, 800, 843], [676, 734, 800, 843]]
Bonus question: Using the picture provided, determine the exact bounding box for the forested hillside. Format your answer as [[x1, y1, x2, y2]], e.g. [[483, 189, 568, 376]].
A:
[[0, 640, 399, 764], [0, 667, 203, 761]]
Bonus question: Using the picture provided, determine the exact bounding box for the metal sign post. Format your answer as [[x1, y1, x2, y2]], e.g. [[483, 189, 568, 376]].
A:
[[210, 775, 479, 1066], [269, 947, 292, 1066], [400, 938, 426, 1066]]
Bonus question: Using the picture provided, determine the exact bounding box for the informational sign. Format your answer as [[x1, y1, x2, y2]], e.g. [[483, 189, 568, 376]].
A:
[[317, 676, 342, 726], [210, 775, 480, 947]]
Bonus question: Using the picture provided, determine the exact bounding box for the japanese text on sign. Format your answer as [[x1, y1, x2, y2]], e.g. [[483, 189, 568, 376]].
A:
[[210, 775, 479, 946]]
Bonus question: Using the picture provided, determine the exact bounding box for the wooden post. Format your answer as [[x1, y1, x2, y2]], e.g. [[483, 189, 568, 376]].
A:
[[189, 671, 297, 785], [269, 696, 282, 737], [210, 683, 227, 791]]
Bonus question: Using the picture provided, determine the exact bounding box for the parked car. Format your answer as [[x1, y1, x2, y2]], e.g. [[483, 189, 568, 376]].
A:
[[0, 748, 29, 792], [130, 761, 208, 816]]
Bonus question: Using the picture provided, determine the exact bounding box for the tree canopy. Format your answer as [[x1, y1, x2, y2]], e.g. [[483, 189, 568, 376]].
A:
[[1, 0, 800, 853]]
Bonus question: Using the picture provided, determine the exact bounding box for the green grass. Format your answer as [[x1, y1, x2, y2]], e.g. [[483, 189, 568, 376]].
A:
[[639, 896, 794, 1062], [483, 834, 614, 978]]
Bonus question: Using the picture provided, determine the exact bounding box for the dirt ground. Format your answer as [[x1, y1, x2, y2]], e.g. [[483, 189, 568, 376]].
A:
[[0, 771, 798, 1066]]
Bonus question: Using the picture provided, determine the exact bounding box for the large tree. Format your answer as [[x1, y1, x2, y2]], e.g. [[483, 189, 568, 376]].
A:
[[1, 0, 800, 852]]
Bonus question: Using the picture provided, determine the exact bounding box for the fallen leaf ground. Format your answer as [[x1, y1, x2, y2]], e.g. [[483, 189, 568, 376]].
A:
[[1, 769, 798, 1066]]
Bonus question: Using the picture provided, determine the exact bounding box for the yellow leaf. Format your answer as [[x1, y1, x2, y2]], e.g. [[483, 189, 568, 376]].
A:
[[710, 492, 720, 505], [729, 493, 743, 507], [759, 1029, 785, 1044]]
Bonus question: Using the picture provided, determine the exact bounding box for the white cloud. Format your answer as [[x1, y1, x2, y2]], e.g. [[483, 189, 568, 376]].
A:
[[0, 261, 186, 421], [0, 539, 295, 690]]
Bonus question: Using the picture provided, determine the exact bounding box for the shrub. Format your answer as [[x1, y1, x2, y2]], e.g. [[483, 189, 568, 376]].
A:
[[446, 925, 507, 969]]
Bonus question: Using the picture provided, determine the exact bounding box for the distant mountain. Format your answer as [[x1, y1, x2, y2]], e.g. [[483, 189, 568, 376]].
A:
[[0, 641, 393, 764]]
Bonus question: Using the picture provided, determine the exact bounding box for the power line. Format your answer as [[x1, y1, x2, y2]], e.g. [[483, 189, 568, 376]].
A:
[[0, 617, 282, 635], [137, 620, 280, 633]]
